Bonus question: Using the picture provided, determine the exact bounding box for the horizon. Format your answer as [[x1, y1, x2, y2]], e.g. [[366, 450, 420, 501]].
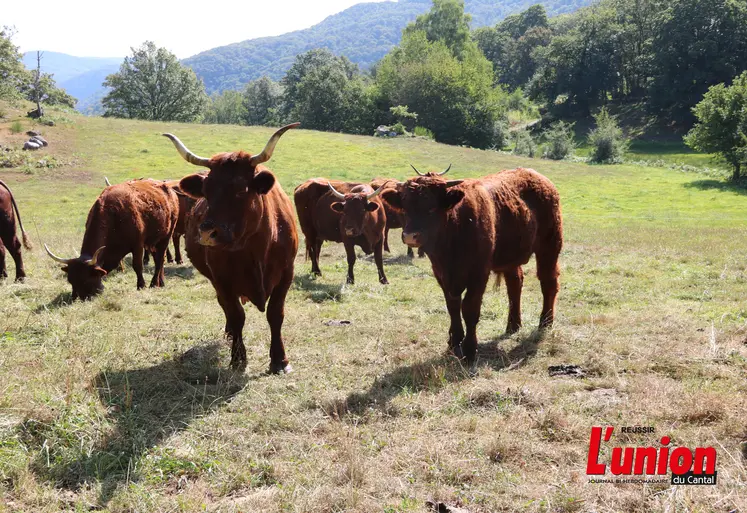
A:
[[7, 0, 391, 60]]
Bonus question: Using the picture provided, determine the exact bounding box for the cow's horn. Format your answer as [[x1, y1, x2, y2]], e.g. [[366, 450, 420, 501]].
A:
[[410, 164, 425, 176], [44, 244, 74, 264], [438, 164, 452, 176], [104, 177, 111, 186], [88, 246, 106, 266], [366, 180, 390, 200], [250, 122, 301, 167], [163, 133, 211, 167], [445, 179, 463, 187], [327, 182, 346, 200]]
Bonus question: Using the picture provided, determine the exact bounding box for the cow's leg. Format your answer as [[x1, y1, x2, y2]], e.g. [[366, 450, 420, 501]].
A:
[[536, 251, 560, 329], [132, 245, 146, 289], [165, 247, 173, 264], [309, 238, 322, 276], [149, 243, 168, 288], [142, 250, 150, 266], [443, 289, 465, 358], [418, 247, 426, 258], [374, 238, 388, 285], [344, 239, 356, 284], [383, 228, 391, 253], [173, 233, 183, 264], [0, 238, 7, 280], [267, 271, 293, 374], [407, 246, 414, 258], [218, 293, 247, 368], [462, 277, 489, 366], [7, 235, 25, 282], [504, 267, 524, 334]]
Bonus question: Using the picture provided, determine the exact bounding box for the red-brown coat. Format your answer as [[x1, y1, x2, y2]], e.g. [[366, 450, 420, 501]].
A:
[[0, 180, 32, 282], [45, 179, 180, 300], [370, 177, 424, 258], [165, 124, 299, 373], [294, 178, 389, 284], [381, 168, 563, 365]]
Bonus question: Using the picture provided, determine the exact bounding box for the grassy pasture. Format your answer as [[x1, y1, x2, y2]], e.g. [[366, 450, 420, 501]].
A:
[[0, 105, 746, 512]]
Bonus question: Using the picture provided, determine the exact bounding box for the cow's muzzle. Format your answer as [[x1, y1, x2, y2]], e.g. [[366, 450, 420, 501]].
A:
[[198, 220, 231, 247], [402, 231, 422, 248]]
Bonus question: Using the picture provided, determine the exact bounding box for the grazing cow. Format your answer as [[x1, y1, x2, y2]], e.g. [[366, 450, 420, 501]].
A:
[[164, 124, 299, 372], [45, 179, 180, 300], [381, 167, 563, 365], [294, 178, 390, 284], [0, 180, 32, 281]]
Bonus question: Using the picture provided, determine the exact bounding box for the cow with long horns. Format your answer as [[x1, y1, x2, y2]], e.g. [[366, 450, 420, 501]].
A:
[[294, 178, 390, 284], [381, 167, 563, 366], [45, 179, 180, 300], [0, 180, 32, 282], [163, 124, 299, 372]]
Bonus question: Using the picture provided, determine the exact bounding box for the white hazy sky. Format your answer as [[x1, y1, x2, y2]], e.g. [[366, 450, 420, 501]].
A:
[[5, 0, 389, 59]]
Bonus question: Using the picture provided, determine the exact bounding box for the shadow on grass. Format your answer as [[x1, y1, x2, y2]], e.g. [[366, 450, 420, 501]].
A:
[[684, 179, 747, 196], [293, 274, 343, 303], [164, 265, 195, 280], [333, 329, 547, 419], [20, 343, 248, 508], [33, 291, 73, 313]]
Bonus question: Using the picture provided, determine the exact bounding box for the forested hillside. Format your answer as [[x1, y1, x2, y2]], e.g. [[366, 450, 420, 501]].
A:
[[184, 0, 593, 93]]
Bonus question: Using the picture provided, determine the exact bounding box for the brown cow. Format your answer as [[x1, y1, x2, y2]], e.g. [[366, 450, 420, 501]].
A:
[[381, 167, 563, 366], [0, 180, 32, 282], [164, 124, 299, 373], [294, 178, 389, 284], [45, 179, 180, 300]]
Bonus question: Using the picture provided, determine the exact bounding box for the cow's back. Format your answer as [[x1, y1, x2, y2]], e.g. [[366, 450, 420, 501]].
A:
[[481, 168, 562, 270]]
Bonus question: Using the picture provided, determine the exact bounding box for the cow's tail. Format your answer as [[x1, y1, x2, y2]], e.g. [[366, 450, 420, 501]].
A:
[[494, 272, 503, 290], [0, 180, 32, 250]]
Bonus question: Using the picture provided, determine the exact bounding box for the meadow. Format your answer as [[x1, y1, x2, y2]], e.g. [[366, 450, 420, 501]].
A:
[[0, 104, 745, 512]]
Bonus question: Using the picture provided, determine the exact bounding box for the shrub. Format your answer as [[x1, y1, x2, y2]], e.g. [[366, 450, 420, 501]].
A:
[[9, 121, 22, 133], [513, 129, 538, 158], [390, 105, 418, 131], [588, 107, 628, 163], [542, 121, 575, 160], [492, 118, 510, 150], [413, 126, 435, 140], [391, 122, 407, 135]]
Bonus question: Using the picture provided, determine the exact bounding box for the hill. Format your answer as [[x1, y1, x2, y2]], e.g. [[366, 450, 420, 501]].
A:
[[0, 103, 744, 511], [184, 0, 594, 93], [22, 51, 120, 113]]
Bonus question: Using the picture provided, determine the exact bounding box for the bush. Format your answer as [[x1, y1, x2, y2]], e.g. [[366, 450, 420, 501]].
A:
[[542, 121, 575, 160], [391, 122, 407, 135], [513, 129, 538, 158], [414, 126, 434, 140], [492, 118, 510, 150], [9, 120, 22, 133], [588, 108, 628, 163]]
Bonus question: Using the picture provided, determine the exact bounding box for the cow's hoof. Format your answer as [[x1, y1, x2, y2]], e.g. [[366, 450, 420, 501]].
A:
[[467, 361, 478, 376], [346, 278, 354, 285], [15, 276, 26, 283], [449, 345, 464, 360], [176, 260, 183, 265], [379, 278, 389, 285], [270, 362, 293, 374], [311, 269, 322, 277], [505, 324, 521, 336], [230, 359, 247, 371]]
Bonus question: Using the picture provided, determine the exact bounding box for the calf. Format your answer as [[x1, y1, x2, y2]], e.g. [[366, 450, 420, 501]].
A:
[[45, 179, 179, 299], [294, 179, 389, 284], [381, 168, 563, 365], [0, 180, 32, 282]]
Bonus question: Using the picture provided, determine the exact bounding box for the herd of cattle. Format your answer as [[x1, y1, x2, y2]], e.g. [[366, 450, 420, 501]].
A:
[[1, 123, 563, 372]]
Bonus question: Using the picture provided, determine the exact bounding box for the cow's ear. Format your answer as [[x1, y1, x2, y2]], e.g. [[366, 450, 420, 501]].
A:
[[252, 170, 275, 195], [61, 265, 69, 274], [179, 173, 206, 198], [365, 201, 380, 212], [330, 202, 345, 213], [443, 189, 465, 210], [381, 189, 402, 211], [93, 266, 107, 277]]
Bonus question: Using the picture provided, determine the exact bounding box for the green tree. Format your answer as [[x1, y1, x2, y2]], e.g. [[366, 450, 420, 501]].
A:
[[650, 0, 747, 122], [588, 107, 628, 163], [404, 0, 472, 59], [203, 90, 246, 125], [685, 72, 747, 180], [243, 76, 283, 126], [0, 27, 29, 101], [22, 52, 76, 110], [102, 41, 207, 121], [376, 30, 506, 148], [282, 49, 375, 134]]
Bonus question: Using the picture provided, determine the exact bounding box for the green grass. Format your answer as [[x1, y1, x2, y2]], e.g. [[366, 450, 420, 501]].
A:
[[0, 103, 746, 512]]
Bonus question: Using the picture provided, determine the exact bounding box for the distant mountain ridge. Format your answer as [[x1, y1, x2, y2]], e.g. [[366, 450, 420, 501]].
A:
[[22, 51, 121, 114], [184, 0, 593, 94]]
